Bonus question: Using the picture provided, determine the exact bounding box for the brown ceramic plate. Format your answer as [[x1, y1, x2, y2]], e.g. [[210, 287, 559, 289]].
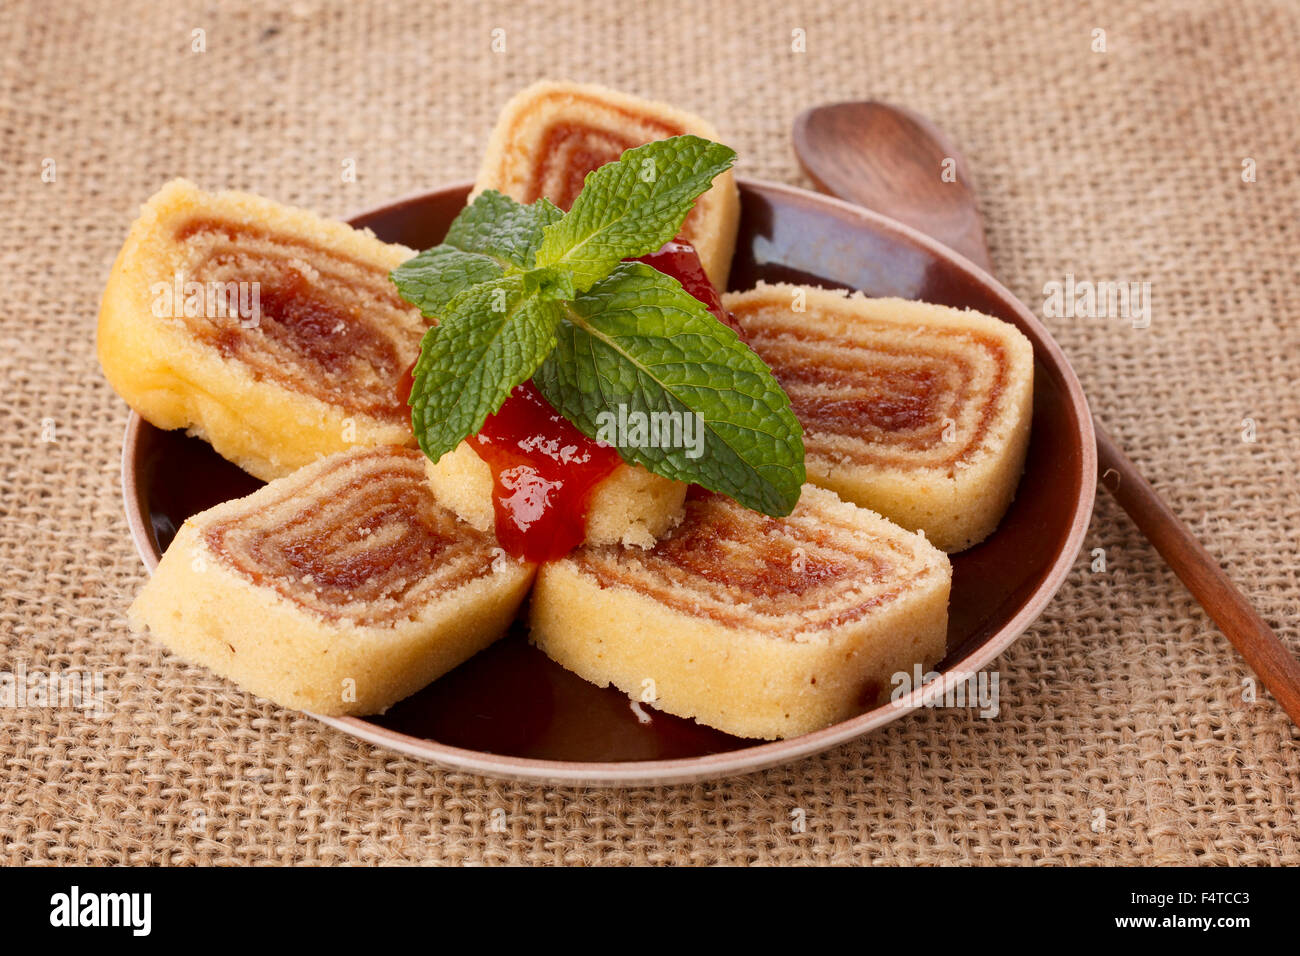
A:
[[121, 178, 1095, 785]]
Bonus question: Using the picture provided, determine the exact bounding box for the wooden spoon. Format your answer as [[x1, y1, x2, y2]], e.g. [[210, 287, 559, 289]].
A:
[[794, 100, 1300, 726]]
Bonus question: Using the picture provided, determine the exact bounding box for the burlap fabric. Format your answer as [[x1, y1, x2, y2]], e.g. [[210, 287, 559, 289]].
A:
[[2, 0, 1296, 866]]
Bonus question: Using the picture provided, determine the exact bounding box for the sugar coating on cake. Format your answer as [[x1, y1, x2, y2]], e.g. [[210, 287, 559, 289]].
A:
[[529, 485, 951, 740], [424, 440, 686, 549], [472, 80, 741, 290], [129, 446, 535, 716], [725, 284, 1034, 552], [97, 179, 428, 481]]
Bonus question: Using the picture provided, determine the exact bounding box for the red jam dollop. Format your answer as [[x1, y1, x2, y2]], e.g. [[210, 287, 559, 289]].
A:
[[401, 239, 729, 562], [469, 380, 622, 561]]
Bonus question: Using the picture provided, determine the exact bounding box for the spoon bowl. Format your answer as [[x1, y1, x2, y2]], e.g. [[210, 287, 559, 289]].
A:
[[795, 101, 991, 270]]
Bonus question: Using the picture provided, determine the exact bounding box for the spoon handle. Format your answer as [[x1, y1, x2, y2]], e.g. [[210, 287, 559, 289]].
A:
[[1094, 422, 1300, 723]]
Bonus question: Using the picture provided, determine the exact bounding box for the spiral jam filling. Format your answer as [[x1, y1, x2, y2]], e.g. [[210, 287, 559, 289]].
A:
[[737, 312, 1010, 473], [571, 491, 938, 635], [507, 96, 700, 234], [174, 218, 427, 423], [203, 448, 501, 626], [529, 119, 679, 209]]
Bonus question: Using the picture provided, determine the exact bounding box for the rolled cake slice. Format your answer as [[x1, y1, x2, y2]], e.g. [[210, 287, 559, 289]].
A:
[[129, 446, 534, 716], [726, 284, 1034, 551], [473, 80, 741, 289], [98, 179, 427, 481], [530, 486, 952, 740]]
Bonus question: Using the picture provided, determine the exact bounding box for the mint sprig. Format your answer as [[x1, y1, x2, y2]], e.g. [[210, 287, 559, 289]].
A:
[[534, 263, 804, 515], [391, 134, 807, 517]]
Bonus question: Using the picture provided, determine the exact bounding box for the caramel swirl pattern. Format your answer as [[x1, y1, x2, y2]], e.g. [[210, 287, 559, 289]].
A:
[[529, 118, 681, 210], [486, 90, 701, 226], [735, 302, 1010, 473], [203, 447, 501, 626], [176, 218, 428, 423], [571, 490, 942, 635]]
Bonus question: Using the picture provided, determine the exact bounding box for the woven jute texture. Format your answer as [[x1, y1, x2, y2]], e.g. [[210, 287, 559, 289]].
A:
[[2, 0, 1297, 866]]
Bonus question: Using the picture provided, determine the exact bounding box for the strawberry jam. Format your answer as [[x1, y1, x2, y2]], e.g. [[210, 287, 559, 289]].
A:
[[469, 381, 622, 562], [404, 239, 730, 562]]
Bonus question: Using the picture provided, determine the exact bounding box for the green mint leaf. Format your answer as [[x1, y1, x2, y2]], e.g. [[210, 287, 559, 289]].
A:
[[522, 266, 576, 302], [409, 274, 561, 463], [533, 262, 804, 516], [443, 190, 563, 268], [391, 190, 562, 318], [391, 246, 504, 319], [534, 135, 736, 292]]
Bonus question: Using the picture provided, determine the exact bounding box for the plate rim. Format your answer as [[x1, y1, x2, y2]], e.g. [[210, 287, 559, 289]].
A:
[[120, 176, 1096, 787]]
